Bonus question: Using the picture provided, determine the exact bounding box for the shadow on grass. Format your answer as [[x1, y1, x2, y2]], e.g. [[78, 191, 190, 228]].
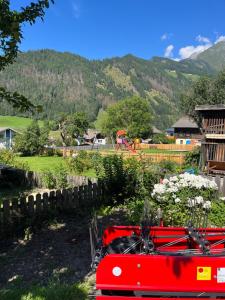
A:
[[0, 282, 88, 300]]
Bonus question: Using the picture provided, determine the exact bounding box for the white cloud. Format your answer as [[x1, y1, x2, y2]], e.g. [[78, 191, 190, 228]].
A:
[[164, 44, 174, 58], [72, 2, 80, 19], [161, 33, 168, 41], [196, 35, 211, 44], [179, 43, 212, 59], [215, 35, 225, 44]]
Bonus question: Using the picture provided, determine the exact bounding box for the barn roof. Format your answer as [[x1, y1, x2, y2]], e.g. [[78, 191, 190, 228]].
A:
[[0, 127, 18, 134], [195, 104, 225, 111], [172, 116, 199, 129], [152, 126, 162, 134]]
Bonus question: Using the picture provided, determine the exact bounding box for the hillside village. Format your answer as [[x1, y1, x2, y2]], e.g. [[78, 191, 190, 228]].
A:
[[1, 1, 225, 300]]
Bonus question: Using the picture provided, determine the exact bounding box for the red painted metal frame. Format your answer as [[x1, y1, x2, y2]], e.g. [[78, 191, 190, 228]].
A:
[[97, 297, 218, 300], [96, 226, 225, 299]]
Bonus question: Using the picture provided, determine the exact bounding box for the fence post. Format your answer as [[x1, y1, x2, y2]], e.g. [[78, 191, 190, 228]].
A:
[[56, 190, 63, 211], [36, 193, 42, 214], [43, 193, 49, 211], [78, 186, 84, 206], [62, 189, 68, 210], [11, 198, 19, 227], [49, 191, 56, 211], [73, 187, 79, 208], [3, 199, 10, 226], [88, 183, 93, 204], [92, 183, 98, 205], [28, 195, 34, 217]]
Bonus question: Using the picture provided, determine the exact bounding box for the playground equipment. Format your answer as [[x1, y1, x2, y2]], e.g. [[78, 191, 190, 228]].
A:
[[92, 206, 225, 299], [116, 130, 137, 153]]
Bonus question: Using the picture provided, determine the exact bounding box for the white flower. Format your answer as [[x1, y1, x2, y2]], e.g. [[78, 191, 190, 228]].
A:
[[203, 201, 211, 210], [174, 198, 181, 203], [162, 178, 169, 184], [220, 197, 225, 201], [187, 198, 196, 208], [195, 196, 204, 205], [170, 176, 178, 182]]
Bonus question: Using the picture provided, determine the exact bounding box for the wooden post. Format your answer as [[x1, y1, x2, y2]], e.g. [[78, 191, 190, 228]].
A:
[[28, 195, 34, 216], [49, 191, 56, 210], [56, 189, 63, 211], [43, 192, 49, 211], [78, 186, 84, 206], [73, 187, 79, 208], [11, 198, 19, 226], [84, 185, 88, 205], [88, 183, 93, 204], [68, 188, 73, 208], [3, 199, 10, 225], [36, 193, 42, 214], [62, 189, 68, 210], [92, 183, 98, 204]]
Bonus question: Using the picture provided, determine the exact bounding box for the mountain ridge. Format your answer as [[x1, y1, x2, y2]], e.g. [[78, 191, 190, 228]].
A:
[[0, 42, 225, 129]]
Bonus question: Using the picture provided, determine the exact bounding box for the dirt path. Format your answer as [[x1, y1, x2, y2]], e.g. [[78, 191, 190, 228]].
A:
[[0, 209, 128, 289]]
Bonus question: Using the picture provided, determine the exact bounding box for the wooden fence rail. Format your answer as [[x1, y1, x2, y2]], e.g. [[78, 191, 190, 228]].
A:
[[137, 143, 197, 151], [99, 151, 185, 165], [0, 182, 103, 237]]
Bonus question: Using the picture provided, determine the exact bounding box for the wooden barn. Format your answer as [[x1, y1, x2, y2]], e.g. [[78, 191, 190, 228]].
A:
[[172, 116, 202, 145], [195, 104, 225, 174]]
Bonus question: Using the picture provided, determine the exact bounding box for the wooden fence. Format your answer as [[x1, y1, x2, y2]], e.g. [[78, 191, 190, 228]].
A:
[[1, 166, 97, 189], [0, 182, 103, 237], [99, 151, 185, 165], [137, 143, 197, 151]]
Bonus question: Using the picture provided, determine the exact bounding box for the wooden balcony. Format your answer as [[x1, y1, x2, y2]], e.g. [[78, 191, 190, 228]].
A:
[[203, 117, 225, 135]]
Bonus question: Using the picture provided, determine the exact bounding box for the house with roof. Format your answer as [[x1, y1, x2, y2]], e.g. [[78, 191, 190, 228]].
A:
[[172, 116, 202, 145], [83, 129, 107, 145], [0, 127, 18, 149]]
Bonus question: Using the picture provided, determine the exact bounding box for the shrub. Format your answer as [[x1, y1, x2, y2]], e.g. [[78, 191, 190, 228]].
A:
[[151, 133, 173, 144], [41, 165, 68, 189], [41, 170, 56, 189], [185, 147, 201, 167], [0, 149, 30, 170], [54, 164, 68, 189], [159, 159, 179, 174], [151, 173, 218, 226], [66, 151, 92, 174], [0, 149, 16, 165]]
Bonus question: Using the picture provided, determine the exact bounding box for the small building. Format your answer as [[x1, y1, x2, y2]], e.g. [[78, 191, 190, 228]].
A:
[[83, 129, 107, 145], [195, 104, 225, 174], [172, 116, 202, 145], [165, 128, 174, 137], [0, 127, 17, 149]]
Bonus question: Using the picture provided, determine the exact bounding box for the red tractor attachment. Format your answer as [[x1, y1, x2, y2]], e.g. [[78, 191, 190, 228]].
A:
[[95, 225, 225, 299]]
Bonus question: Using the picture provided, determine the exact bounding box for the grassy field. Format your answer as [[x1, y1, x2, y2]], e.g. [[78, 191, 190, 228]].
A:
[[0, 116, 44, 131], [17, 156, 96, 177]]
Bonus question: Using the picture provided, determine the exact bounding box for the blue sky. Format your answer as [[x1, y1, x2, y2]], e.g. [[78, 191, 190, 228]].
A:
[[13, 0, 225, 60]]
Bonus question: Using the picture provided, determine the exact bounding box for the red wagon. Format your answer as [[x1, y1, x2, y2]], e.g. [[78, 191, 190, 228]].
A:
[[95, 225, 225, 299]]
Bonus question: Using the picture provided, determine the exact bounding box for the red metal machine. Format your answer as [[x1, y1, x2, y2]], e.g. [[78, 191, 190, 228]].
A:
[[94, 224, 225, 299]]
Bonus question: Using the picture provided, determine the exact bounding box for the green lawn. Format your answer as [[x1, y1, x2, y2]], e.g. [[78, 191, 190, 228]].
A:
[[17, 156, 96, 177], [0, 116, 43, 131], [17, 156, 66, 172]]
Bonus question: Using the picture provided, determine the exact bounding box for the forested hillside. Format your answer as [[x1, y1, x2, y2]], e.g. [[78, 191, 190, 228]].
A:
[[0, 42, 224, 129]]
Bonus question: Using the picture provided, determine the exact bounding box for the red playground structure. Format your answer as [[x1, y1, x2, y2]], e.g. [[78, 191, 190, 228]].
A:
[[116, 130, 136, 154], [93, 222, 225, 299]]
